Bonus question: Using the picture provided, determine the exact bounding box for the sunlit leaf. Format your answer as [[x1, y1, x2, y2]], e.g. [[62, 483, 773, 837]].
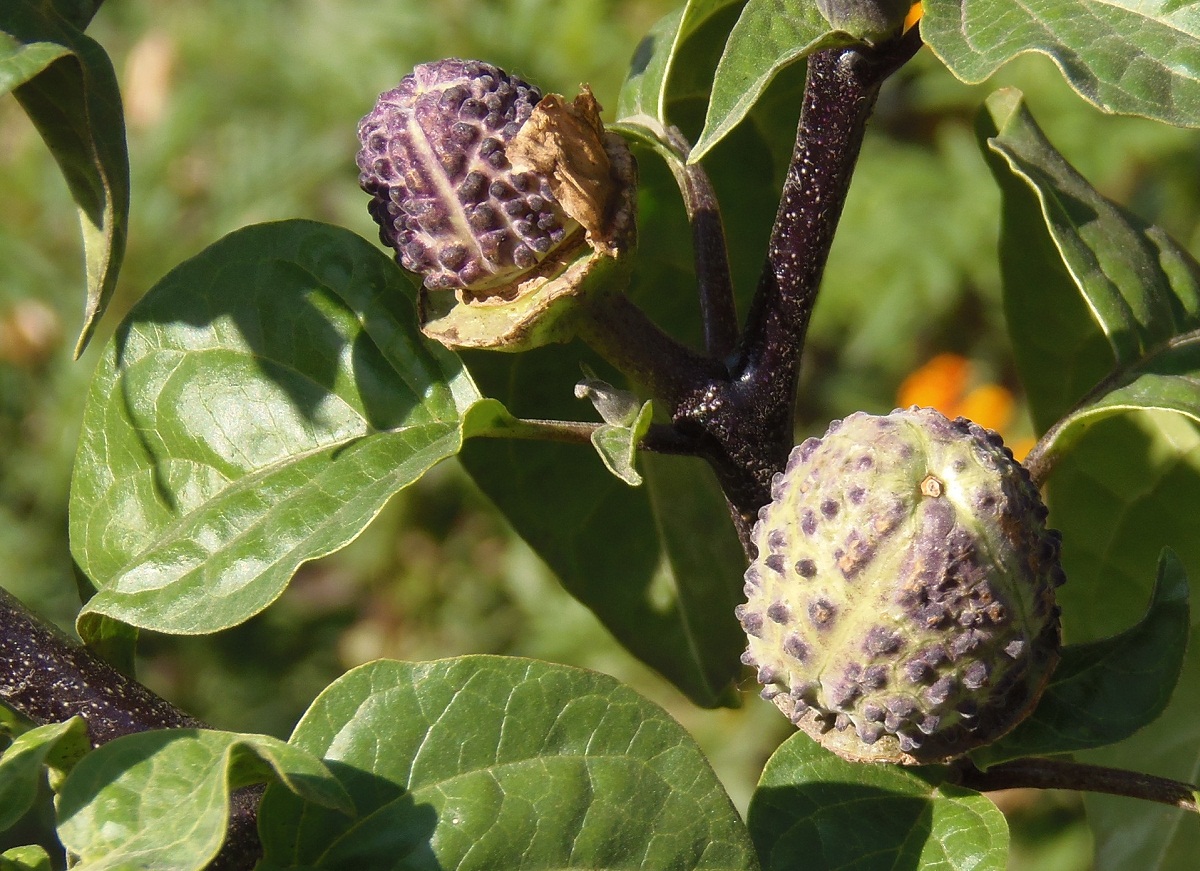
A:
[[924, 0, 1200, 127], [70, 221, 483, 636], [617, 0, 746, 126], [0, 718, 90, 831], [57, 729, 351, 871], [258, 657, 758, 870], [980, 88, 1200, 454], [691, 0, 847, 162], [0, 845, 52, 871]]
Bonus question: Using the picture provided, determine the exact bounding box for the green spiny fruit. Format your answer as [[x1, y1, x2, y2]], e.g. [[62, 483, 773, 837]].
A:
[[737, 407, 1063, 764]]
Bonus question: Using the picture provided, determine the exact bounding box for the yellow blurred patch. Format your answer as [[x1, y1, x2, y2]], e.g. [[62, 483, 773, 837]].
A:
[[897, 353, 968, 413], [904, 2, 924, 32], [896, 353, 1031, 454], [957, 384, 1014, 434]]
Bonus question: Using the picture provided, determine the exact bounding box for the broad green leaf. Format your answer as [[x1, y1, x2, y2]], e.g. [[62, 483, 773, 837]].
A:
[[460, 347, 747, 708], [0, 33, 68, 91], [985, 89, 1199, 361], [1041, 332, 1200, 463], [1048, 412, 1200, 870], [691, 0, 849, 162], [980, 88, 1200, 442], [0, 846, 52, 871], [971, 549, 1189, 769], [923, 0, 1200, 127], [617, 1, 746, 125], [258, 657, 758, 870], [619, 7, 685, 124], [748, 732, 1008, 870], [57, 729, 352, 871], [1, 1, 128, 356], [70, 221, 483, 636], [0, 718, 90, 831]]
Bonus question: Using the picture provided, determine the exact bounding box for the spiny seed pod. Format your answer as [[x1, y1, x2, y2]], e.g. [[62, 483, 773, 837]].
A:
[[738, 406, 1063, 765], [357, 58, 636, 351]]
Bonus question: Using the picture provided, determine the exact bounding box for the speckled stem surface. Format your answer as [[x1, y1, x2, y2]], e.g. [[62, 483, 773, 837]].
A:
[[671, 34, 922, 535], [0, 587, 264, 870], [0, 586, 203, 743]]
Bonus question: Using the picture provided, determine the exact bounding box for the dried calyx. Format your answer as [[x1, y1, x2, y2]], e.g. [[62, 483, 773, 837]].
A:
[[738, 407, 1063, 764], [357, 59, 636, 350]]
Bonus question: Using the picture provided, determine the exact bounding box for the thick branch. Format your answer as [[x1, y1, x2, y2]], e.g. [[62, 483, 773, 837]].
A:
[[668, 35, 921, 526], [575, 290, 725, 408], [0, 587, 262, 870], [0, 586, 201, 743], [959, 757, 1199, 813]]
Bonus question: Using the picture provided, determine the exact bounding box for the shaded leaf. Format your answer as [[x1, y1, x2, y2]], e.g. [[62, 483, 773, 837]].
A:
[[460, 346, 747, 708], [691, 0, 848, 162], [971, 549, 1189, 769], [617, 1, 746, 125], [461, 15, 805, 706], [748, 732, 1008, 870], [0, 718, 90, 831], [1, 1, 128, 356], [1048, 412, 1200, 870], [258, 657, 758, 870], [980, 88, 1200, 454], [28, 1, 104, 31], [69, 221, 483, 636], [57, 729, 351, 871], [923, 0, 1200, 127]]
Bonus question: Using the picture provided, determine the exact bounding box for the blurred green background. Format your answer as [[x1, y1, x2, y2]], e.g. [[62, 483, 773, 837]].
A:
[[3, 0, 1199, 866]]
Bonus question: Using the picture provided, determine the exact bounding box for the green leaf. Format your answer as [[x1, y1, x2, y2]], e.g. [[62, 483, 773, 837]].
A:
[[0, 0, 129, 357], [748, 733, 1009, 870], [923, 0, 1200, 127], [258, 657, 758, 870], [691, 0, 849, 162], [1047, 412, 1200, 870], [460, 347, 748, 708], [0, 845, 52, 871], [57, 729, 352, 871], [590, 414, 652, 485], [971, 548, 1189, 769], [980, 88, 1200, 446], [69, 221, 483, 636], [0, 718, 90, 831], [617, 1, 746, 126], [24, 1, 105, 31]]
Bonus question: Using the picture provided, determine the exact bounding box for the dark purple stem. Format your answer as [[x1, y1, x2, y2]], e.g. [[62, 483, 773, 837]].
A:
[[670, 36, 922, 533], [0, 587, 262, 870], [958, 757, 1199, 813], [662, 126, 740, 358], [0, 587, 202, 743]]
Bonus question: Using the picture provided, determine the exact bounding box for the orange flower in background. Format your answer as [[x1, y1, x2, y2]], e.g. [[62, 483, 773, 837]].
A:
[[897, 353, 1034, 461], [904, 2, 924, 32]]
